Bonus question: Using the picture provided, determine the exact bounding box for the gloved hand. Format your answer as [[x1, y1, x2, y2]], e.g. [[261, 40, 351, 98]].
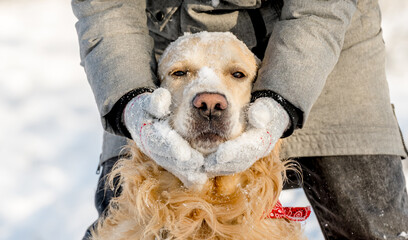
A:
[[124, 88, 207, 188], [204, 97, 290, 176]]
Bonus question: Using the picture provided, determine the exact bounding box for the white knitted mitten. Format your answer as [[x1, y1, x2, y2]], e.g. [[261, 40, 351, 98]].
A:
[[204, 97, 290, 176], [124, 88, 207, 188]]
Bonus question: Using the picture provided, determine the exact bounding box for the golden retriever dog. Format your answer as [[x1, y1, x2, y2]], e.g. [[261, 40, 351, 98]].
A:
[[91, 32, 307, 240]]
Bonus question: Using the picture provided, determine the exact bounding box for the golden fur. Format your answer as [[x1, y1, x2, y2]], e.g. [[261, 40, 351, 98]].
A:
[[92, 142, 305, 240]]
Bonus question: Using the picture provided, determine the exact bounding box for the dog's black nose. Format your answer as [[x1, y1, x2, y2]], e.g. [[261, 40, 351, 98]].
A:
[[192, 93, 228, 120]]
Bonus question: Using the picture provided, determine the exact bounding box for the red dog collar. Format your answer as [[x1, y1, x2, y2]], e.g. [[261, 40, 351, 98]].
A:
[[267, 201, 311, 222]]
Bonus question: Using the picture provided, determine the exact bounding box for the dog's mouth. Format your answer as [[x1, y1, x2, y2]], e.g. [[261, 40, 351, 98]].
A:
[[196, 132, 226, 143], [187, 120, 230, 154], [189, 135, 227, 155]]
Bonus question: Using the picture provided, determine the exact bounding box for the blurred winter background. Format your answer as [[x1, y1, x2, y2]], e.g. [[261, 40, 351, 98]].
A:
[[0, 0, 406, 239]]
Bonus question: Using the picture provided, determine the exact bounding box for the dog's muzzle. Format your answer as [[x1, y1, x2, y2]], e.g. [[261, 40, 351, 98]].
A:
[[190, 92, 229, 144]]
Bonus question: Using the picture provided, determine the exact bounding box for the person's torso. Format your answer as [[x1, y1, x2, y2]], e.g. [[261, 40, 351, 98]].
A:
[[146, 0, 280, 59]]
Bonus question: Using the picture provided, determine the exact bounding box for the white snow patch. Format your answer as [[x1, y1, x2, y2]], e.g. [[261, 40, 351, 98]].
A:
[[399, 232, 408, 239], [186, 66, 223, 93]]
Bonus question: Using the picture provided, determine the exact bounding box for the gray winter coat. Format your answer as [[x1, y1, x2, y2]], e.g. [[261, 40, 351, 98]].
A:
[[72, 0, 407, 164]]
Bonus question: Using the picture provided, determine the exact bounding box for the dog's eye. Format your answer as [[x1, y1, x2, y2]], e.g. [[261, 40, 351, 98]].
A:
[[172, 71, 187, 77], [232, 71, 245, 79]]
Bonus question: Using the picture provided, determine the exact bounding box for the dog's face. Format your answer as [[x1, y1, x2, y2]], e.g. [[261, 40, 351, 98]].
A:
[[158, 32, 259, 154]]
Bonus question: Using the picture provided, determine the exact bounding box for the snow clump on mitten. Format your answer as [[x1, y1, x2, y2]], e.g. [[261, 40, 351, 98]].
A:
[[146, 88, 171, 118], [248, 98, 277, 129]]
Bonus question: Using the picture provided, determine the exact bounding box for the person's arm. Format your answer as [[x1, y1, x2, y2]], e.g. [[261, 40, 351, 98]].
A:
[[253, 0, 358, 136], [72, 0, 157, 138], [73, 1, 207, 187]]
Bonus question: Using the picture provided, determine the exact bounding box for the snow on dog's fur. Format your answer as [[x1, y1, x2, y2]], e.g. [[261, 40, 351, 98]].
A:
[[91, 32, 306, 240]]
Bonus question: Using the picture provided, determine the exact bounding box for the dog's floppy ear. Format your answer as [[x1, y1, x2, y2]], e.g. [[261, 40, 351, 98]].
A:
[[252, 54, 262, 87], [251, 55, 261, 85], [254, 55, 261, 68]]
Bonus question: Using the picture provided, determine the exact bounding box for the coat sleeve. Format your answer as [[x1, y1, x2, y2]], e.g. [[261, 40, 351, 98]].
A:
[[72, 0, 157, 137], [253, 0, 357, 135]]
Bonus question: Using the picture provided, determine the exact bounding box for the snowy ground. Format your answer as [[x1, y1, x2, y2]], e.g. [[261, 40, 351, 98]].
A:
[[0, 0, 406, 239]]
